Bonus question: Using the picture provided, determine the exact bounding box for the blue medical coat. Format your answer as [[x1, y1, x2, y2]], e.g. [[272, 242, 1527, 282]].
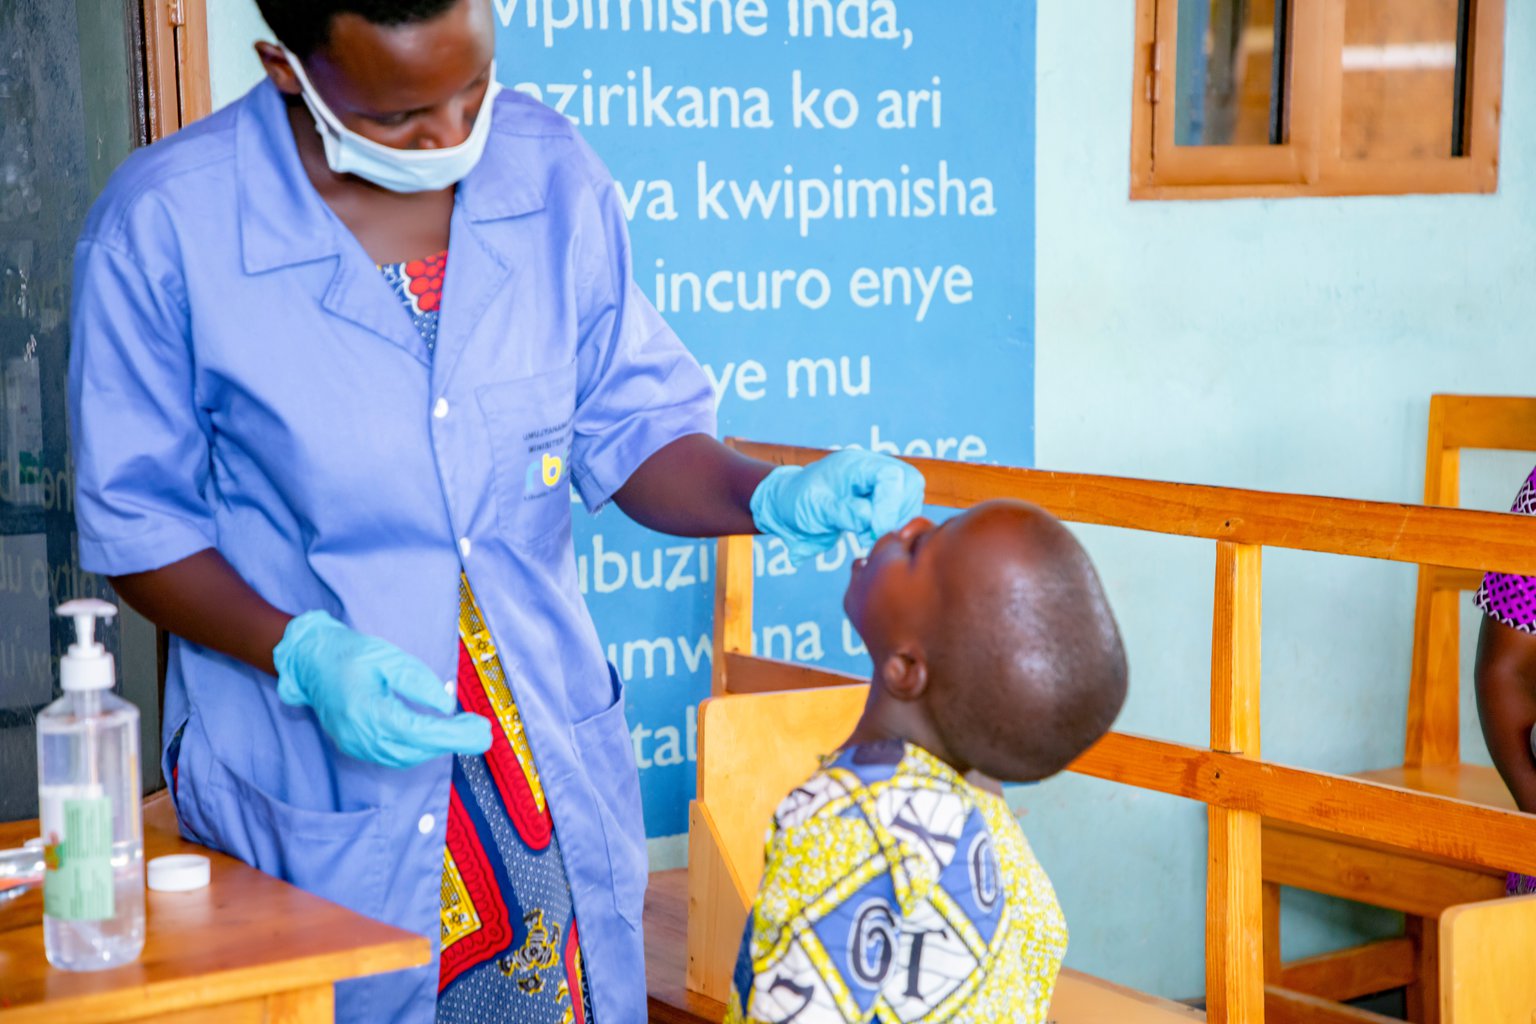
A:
[[68, 79, 716, 1024]]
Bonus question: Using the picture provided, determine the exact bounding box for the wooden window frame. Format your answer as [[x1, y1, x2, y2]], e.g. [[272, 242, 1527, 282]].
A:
[[141, 0, 212, 140], [1131, 0, 1504, 200]]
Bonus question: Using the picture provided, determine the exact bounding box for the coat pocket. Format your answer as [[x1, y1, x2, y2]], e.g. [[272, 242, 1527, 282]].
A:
[[176, 725, 389, 925], [478, 361, 579, 549], [571, 665, 647, 929]]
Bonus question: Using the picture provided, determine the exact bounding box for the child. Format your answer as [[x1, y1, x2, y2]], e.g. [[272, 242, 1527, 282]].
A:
[[724, 498, 1128, 1023]]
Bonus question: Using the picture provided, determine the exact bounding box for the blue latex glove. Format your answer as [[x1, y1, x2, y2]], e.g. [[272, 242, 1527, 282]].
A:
[[750, 449, 927, 563], [274, 611, 492, 769]]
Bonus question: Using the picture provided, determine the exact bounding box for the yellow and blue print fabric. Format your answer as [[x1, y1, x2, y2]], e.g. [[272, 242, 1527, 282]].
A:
[[725, 740, 1067, 1024]]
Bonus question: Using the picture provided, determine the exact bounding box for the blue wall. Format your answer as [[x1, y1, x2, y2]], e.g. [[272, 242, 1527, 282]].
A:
[[207, 0, 1536, 1001]]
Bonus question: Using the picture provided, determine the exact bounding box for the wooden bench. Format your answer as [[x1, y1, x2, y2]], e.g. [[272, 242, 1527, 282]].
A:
[[646, 863, 1205, 1023], [1263, 395, 1536, 1023], [676, 439, 1536, 1024], [661, 683, 1207, 1022], [0, 793, 426, 1023]]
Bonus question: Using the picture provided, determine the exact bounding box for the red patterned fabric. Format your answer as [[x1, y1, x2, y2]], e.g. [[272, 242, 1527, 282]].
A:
[[439, 785, 513, 989], [455, 641, 554, 852]]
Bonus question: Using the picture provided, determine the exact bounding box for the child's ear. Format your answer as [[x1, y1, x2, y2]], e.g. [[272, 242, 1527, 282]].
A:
[[879, 647, 928, 701]]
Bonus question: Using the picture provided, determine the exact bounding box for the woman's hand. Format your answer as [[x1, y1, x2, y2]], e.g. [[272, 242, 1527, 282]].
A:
[[275, 611, 491, 769], [751, 449, 927, 563]]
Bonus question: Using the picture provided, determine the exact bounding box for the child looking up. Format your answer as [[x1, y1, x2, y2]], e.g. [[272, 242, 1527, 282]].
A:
[[725, 499, 1128, 1024]]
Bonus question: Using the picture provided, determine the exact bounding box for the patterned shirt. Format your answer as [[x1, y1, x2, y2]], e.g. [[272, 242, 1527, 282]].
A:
[[725, 740, 1067, 1024], [1475, 466, 1536, 633]]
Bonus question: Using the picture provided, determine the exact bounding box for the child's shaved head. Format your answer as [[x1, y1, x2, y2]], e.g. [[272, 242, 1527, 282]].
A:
[[844, 499, 1127, 783]]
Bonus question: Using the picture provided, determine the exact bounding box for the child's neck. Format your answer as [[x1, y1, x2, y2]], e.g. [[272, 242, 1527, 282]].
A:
[[844, 689, 972, 776]]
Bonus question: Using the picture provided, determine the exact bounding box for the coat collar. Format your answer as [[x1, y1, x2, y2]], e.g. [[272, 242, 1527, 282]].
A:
[[236, 79, 549, 277]]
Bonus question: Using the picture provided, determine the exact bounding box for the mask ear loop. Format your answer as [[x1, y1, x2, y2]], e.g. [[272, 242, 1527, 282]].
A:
[[279, 47, 350, 142], [279, 46, 502, 164]]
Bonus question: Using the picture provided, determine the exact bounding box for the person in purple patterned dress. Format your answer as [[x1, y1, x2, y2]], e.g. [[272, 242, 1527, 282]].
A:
[[1473, 466, 1536, 895]]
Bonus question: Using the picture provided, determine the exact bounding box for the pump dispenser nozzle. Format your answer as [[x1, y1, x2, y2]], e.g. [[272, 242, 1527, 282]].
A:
[[56, 599, 118, 692]]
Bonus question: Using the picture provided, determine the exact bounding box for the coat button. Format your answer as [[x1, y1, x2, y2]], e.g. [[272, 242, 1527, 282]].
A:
[[459, 537, 472, 559], [434, 398, 449, 419], [444, 678, 455, 695], [418, 814, 436, 835]]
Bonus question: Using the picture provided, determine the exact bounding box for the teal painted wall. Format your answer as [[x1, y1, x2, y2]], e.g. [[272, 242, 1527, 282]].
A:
[[204, 0, 1536, 1001], [206, 0, 264, 107], [1026, 0, 1536, 999]]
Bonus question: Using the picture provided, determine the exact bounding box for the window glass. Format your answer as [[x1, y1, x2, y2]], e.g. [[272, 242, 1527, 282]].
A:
[[1175, 0, 1286, 147], [1341, 0, 1466, 160]]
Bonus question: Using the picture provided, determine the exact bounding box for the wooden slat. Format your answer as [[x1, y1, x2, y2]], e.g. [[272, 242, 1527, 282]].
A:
[[721, 652, 862, 695], [1211, 543, 1262, 759], [1206, 543, 1264, 1024], [685, 804, 749, 1001], [1406, 395, 1466, 770], [1278, 940, 1417, 1002], [727, 442, 1536, 576], [1263, 822, 1504, 917], [1440, 393, 1536, 453], [1405, 580, 1464, 768], [1264, 986, 1399, 1024], [1404, 916, 1439, 1024], [1208, 806, 1264, 1024], [1423, 395, 1460, 507], [711, 536, 754, 695], [1071, 732, 1536, 876], [1426, 565, 1484, 593], [1263, 883, 1282, 983]]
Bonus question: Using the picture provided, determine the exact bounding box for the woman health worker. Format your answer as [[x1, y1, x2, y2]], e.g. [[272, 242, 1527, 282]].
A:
[[67, 1, 924, 1021]]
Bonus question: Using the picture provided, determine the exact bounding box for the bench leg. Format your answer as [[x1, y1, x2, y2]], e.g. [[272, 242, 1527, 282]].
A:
[[1404, 916, 1440, 1024]]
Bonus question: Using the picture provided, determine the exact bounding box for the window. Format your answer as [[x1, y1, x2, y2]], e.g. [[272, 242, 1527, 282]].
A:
[[1131, 0, 1504, 199]]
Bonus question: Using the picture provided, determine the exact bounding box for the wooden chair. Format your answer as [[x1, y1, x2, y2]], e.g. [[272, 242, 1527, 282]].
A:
[[679, 439, 1536, 1024], [1261, 395, 1536, 1022], [1439, 892, 1536, 1023]]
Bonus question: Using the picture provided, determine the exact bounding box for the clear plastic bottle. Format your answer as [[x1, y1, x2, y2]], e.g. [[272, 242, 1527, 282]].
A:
[[37, 599, 145, 971]]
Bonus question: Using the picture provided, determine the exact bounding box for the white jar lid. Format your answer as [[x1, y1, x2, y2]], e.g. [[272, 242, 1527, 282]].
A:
[[148, 854, 211, 892]]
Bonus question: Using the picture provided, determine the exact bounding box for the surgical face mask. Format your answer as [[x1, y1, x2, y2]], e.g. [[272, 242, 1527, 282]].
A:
[[282, 47, 502, 194]]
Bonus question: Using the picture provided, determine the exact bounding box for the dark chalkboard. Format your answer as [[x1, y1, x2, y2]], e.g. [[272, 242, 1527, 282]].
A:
[[0, 0, 160, 822]]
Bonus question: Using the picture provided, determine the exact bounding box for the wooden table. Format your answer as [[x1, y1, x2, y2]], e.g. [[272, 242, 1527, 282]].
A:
[[0, 793, 427, 1023], [643, 868, 1206, 1024]]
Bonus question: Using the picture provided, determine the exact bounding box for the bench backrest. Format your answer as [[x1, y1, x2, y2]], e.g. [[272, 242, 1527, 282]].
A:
[[696, 684, 869, 897], [703, 438, 1536, 1024], [1408, 394, 1536, 767]]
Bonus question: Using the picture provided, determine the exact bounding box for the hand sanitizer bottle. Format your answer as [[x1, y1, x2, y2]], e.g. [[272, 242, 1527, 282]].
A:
[[38, 599, 145, 970]]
